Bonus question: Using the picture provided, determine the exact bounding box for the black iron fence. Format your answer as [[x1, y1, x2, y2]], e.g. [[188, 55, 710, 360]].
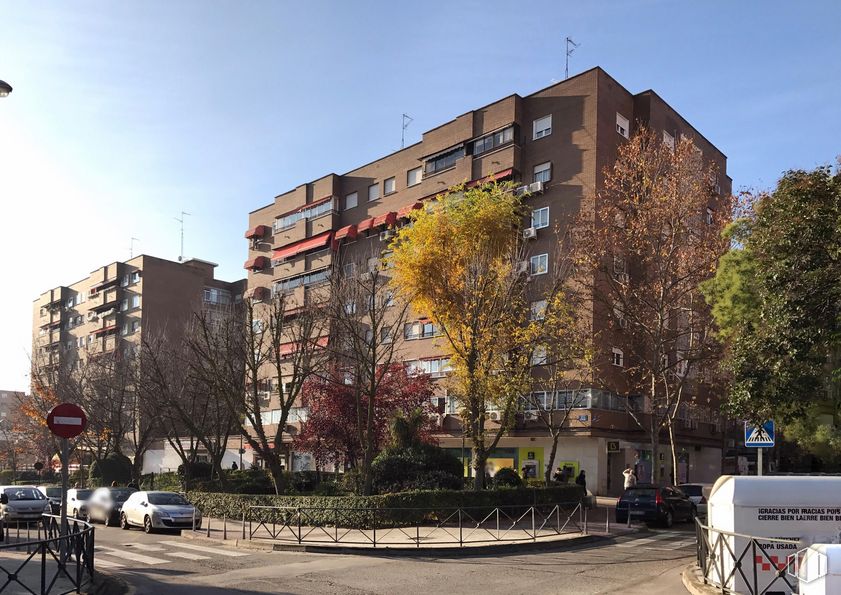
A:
[[694, 518, 800, 594], [0, 515, 95, 594], [233, 501, 586, 547]]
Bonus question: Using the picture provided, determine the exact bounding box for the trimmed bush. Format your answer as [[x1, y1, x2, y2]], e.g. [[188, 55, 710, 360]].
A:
[[187, 485, 584, 529], [372, 445, 463, 494], [89, 453, 132, 486], [178, 461, 213, 480], [493, 467, 523, 488]]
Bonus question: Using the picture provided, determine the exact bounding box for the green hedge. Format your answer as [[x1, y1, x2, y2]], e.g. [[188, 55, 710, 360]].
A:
[[187, 485, 584, 529]]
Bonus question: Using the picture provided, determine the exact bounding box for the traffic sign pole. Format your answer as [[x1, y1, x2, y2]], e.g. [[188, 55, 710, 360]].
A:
[[60, 438, 69, 560], [757, 447, 763, 477]]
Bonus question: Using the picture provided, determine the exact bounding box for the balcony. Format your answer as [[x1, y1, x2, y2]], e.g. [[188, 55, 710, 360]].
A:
[[273, 254, 306, 279], [244, 256, 270, 272], [89, 277, 120, 296]]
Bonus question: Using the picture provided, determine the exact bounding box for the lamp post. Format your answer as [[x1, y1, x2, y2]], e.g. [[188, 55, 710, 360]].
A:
[[0, 81, 12, 97]]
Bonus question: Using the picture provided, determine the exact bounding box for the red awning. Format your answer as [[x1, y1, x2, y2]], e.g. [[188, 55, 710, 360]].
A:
[[372, 212, 397, 228], [357, 217, 375, 233], [335, 224, 358, 241], [466, 168, 514, 188], [243, 256, 270, 271], [244, 224, 270, 239], [245, 286, 270, 302], [279, 335, 329, 358], [397, 202, 423, 219], [275, 196, 332, 220], [90, 277, 119, 294], [272, 231, 333, 261], [93, 325, 117, 335]]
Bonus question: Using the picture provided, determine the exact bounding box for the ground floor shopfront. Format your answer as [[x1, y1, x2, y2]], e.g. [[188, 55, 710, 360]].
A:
[[437, 436, 722, 496]]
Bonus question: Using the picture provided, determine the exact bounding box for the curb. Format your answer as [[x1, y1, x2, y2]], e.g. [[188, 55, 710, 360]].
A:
[[681, 564, 721, 595], [182, 530, 631, 557]]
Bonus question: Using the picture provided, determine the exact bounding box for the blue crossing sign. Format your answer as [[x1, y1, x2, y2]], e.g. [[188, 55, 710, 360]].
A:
[[744, 420, 775, 448]]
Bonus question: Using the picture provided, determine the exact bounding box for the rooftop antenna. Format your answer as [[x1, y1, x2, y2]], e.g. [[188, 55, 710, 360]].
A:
[[174, 211, 190, 262], [129, 237, 140, 259], [565, 36, 580, 80], [401, 113, 413, 149]]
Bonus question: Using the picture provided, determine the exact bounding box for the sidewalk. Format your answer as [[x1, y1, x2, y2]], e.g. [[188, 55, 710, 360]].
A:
[[0, 546, 125, 595], [185, 504, 636, 553]]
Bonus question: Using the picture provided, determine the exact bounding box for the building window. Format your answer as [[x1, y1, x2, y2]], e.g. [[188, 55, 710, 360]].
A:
[[367, 256, 379, 272], [66, 297, 75, 308], [273, 268, 330, 294], [531, 345, 547, 366], [344, 192, 358, 211], [368, 183, 380, 202], [344, 301, 357, 315], [121, 323, 130, 336], [343, 262, 355, 278], [530, 254, 548, 276], [120, 299, 128, 312], [78, 292, 86, 303], [381, 326, 393, 344], [120, 275, 129, 287], [611, 348, 624, 367], [252, 319, 264, 334], [472, 125, 514, 156], [530, 300, 547, 321], [531, 207, 549, 229], [616, 113, 629, 139], [424, 146, 465, 175], [203, 288, 231, 305], [274, 198, 336, 232], [131, 295, 140, 309], [533, 115, 552, 140], [407, 167, 422, 187], [533, 162, 551, 184], [663, 131, 675, 151], [705, 207, 714, 225], [384, 177, 396, 195], [131, 271, 140, 284], [131, 321, 140, 333]]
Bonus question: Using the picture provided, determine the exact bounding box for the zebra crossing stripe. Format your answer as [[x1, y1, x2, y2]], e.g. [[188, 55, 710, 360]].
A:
[[159, 541, 249, 557], [165, 551, 211, 561], [616, 533, 685, 547], [122, 542, 166, 552], [94, 558, 124, 569], [97, 546, 171, 565]]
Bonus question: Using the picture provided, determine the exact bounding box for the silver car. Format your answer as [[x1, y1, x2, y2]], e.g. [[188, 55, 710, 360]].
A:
[[679, 483, 712, 518], [0, 486, 51, 522], [120, 491, 201, 533]]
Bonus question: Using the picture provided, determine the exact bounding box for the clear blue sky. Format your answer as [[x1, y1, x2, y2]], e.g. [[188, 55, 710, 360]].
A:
[[1, 1, 839, 390]]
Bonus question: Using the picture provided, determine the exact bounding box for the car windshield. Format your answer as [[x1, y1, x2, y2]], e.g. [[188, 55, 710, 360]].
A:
[[110, 489, 135, 502], [74, 490, 93, 500], [5, 488, 46, 501], [623, 488, 657, 502], [147, 493, 189, 506], [680, 485, 703, 497], [45, 488, 61, 498]]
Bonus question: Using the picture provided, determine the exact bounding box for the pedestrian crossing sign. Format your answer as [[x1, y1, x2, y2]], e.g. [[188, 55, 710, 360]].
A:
[[744, 420, 775, 447]]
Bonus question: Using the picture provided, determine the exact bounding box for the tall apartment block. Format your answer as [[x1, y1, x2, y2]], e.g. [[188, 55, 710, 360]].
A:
[[32, 256, 246, 472], [244, 67, 732, 494]]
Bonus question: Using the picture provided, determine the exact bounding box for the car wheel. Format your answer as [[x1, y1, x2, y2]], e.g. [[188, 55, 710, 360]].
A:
[[688, 506, 697, 523], [662, 510, 674, 528], [120, 513, 131, 530], [103, 511, 112, 527], [144, 516, 154, 534]]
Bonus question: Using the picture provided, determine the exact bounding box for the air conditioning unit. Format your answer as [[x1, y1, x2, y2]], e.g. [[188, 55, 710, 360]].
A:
[[528, 181, 544, 194], [86, 312, 97, 321], [522, 227, 537, 240], [524, 411, 537, 421], [257, 391, 271, 402], [516, 261, 529, 274], [379, 230, 395, 242], [513, 185, 529, 197], [488, 411, 501, 421], [616, 272, 630, 284]]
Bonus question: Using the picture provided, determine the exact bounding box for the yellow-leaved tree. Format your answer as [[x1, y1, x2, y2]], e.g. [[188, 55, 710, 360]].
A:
[[389, 181, 575, 489]]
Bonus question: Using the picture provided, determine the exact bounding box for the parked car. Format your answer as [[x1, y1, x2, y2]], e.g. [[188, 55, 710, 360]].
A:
[[615, 484, 697, 528], [0, 486, 51, 523], [120, 491, 201, 533], [87, 486, 137, 526], [679, 483, 712, 518], [37, 486, 62, 515], [65, 488, 93, 521]]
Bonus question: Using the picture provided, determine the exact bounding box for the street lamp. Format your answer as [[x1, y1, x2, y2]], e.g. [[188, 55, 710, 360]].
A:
[[0, 81, 12, 97]]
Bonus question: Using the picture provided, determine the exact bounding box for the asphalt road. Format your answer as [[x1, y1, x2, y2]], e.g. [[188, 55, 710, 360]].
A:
[[91, 521, 697, 594]]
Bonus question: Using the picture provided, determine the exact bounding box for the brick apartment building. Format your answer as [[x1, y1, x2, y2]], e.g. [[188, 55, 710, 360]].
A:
[[244, 67, 732, 495], [32, 255, 246, 473]]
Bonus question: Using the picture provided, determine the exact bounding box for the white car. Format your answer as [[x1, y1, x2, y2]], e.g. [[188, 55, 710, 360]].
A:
[[0, 485, 51, 522], [679, 483, 712, 518], [120, 491, 201, 533], [66, 488, 94, 521]]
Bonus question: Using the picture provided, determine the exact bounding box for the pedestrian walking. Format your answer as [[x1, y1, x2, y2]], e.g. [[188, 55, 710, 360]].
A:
[[575, 470, 587, 492], [622, 464, 637, 490]]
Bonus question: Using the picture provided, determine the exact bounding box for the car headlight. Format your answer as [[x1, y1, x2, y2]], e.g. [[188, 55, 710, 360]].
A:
[[156, 511, 171, 518]]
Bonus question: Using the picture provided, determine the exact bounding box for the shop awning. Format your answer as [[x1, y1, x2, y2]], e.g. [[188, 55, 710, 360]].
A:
[[334, 224, 358, 241], [466, 168, 514, 188], [244, 224, 270, 239], [278, 335, 329, 357], [243, 256, 270, 271], [396, 202, 424, 219], [372, 212, 397, 228], [271, 231, 333, 261]]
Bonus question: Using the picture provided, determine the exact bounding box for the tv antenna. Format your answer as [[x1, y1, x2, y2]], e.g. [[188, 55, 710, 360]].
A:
[[129, 237, 140, 259], [401, 113, 413, 149], [174, 211, 190, 262], [565, 37, 580, 80]]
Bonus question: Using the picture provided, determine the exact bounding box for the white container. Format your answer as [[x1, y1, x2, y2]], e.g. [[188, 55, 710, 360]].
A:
[[707, 476, 841, 594], [797, 544, 841, 594]]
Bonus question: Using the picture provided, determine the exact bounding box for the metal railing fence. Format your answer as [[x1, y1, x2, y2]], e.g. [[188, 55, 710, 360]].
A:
[[0, 515, 95, 594]]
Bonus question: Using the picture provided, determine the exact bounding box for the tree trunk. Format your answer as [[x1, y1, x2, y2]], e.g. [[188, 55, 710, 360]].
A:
[[267, 457, 286, 495], [650, 417, 661, 485], [667, 417, 679, 486], [545, 431, 561, 485], [471, 444, 486, 490]]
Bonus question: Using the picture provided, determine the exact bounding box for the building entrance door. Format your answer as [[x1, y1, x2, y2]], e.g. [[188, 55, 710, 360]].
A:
[[606, 450, 625, 497]]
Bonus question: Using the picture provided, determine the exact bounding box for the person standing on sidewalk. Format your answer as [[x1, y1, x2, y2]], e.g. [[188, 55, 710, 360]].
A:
[[622, 465, 637, 490]]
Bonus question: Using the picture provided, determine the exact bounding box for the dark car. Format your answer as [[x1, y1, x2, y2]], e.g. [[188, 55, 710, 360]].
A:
[[87, 487, 137, 527], [37, 486, 62, 515], [615, 484, 697, 528]]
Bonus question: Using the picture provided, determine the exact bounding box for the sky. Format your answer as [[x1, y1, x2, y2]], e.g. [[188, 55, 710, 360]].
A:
[[0, 1, 839, 391]]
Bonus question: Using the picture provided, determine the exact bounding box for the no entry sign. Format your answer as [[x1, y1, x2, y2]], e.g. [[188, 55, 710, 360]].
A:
[[47, 403, 87, 439]]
